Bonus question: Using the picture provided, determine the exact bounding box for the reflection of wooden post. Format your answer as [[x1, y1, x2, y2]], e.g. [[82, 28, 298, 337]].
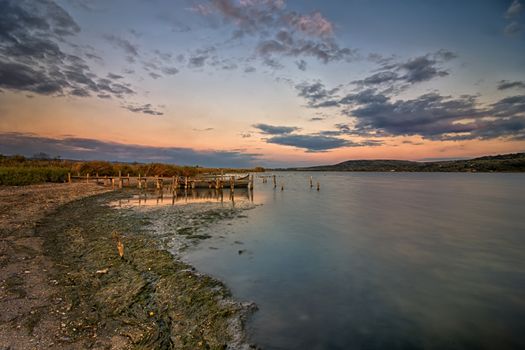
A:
[[185, 176, 188, 189], [273, 175, 276, 189], [281, 183, 284, 191], [68, 172, 71, 184], [317, 181, 320, 191], [309, 176, 313, 188]]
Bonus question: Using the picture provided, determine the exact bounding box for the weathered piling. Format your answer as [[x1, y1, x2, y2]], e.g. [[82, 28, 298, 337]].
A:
[[138, 174, 142, 189], [317, 181, 320, 191], [273, 175, 277, 189], [310, 176, 313, 188], [230, 176, 235, 191], [68, 172, 71, 184]]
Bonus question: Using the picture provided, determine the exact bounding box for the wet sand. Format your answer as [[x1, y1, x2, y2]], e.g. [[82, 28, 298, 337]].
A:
[[0, 184, 256, 349]]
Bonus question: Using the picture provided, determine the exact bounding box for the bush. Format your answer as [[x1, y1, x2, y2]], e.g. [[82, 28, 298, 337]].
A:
[[0, 167, 69, 186]]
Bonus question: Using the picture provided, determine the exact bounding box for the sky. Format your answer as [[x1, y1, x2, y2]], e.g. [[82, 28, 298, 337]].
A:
[[1, 0, 525, 167]]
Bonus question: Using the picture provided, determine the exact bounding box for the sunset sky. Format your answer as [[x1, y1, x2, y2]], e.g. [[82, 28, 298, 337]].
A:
[[1, 0, 525, 167]]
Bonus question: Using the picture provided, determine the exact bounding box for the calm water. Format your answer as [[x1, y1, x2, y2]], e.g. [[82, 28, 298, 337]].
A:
[[182, 172, 525, 350]]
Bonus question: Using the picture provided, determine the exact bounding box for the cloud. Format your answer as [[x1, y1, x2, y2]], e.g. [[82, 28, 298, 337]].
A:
[[107, 73, 124, 80], [0, 0, 136, 101], [103, 34, 139, 56], [353, 50, 456, 88], [345, 92, 525, 141], [253, 123, 299, 134], [506, 0, 523, 19], [256, 31, 356, 64], [295, 81, 340, 106], [504, 21, 523, 36], [497, 80, 525, 90], [161, 66, 179, 75], [398, 56, 449, 83], [123, 103, 164, 116], [191, 0, 355, 65], [188, 47, 217, 68], [266, 134, 350, 152], [0, 133, 261, 168], [284, 11, 334, 37], [295, 59, 307, 71]]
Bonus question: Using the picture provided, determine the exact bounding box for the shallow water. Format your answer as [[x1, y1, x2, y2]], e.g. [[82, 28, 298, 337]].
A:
[[110, 188, 253, 207], [181, 172, 525, 350]]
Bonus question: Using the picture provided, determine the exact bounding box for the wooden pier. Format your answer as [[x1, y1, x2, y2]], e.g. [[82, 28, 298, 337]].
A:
[[68, 173, 255, 191]]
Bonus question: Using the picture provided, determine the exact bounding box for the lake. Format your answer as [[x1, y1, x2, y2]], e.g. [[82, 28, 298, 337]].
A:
[[181, 172, 525, 350]]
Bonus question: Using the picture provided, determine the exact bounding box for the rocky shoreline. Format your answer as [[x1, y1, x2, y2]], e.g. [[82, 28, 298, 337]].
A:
[[0, 184, 257, 349]]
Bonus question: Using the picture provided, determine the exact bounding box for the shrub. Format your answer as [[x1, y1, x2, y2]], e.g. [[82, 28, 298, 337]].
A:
[[0, 167, 69, 186]]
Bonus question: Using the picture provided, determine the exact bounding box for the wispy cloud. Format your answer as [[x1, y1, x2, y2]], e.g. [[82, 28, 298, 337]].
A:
[[497, 80, 525, 90]]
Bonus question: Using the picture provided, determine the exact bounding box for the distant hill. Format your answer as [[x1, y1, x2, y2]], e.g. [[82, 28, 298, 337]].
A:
[[283, 153, 525, 172]]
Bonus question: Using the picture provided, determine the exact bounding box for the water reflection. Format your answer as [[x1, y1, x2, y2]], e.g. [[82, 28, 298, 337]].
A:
[[111, 187, 254, 208]]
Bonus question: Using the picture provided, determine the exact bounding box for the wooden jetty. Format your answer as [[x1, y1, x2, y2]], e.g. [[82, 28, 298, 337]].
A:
[[68, 172, 255, 190]]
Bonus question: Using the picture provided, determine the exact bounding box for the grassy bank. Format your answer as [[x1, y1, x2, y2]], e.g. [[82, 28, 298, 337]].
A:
[[36, 190, 253, 349], [0, 166, 69, 185], [0, 155, 265, 185]]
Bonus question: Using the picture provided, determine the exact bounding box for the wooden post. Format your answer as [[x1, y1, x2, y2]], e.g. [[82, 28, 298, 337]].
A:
[[273, 175, 276, 189], [230, 176, 235, 190], [96, 173, 99, 184], [317, 181, 320, 191], [185, 176, 188, 189], [111, 178, 115, 189], [68, 172, 71, 184], [249, 174, 254, 190], [281, 183, 284, 191], [309, 176, 313, 188], [138, 173, 142, 189], [86, 173, 89, 183], [119, 177, 123, 189]]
